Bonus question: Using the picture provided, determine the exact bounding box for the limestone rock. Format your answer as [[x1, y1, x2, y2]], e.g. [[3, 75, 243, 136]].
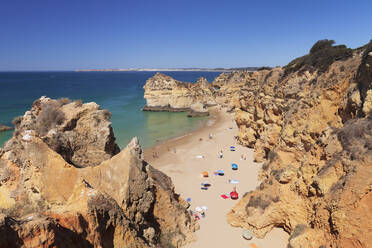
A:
[[0, 97, 197, 247], [226, 41, 372, 248], [7, 96, 120, 168], [143, 73, 215, 111]]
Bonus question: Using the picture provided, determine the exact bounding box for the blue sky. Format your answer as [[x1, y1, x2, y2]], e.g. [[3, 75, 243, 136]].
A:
[[1, 0, 371, 71]]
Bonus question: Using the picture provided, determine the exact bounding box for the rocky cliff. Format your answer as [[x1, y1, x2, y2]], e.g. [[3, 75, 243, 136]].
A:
[[0, 97, 197, 248], [143, 73, 215, 116], [226, 40, 372, 247]]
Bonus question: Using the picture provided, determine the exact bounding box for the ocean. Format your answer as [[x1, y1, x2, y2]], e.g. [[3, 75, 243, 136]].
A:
[[0, 71, 221, 149]]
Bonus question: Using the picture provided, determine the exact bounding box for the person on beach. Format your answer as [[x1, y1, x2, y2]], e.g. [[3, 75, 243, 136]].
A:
[[208, 133, 212, 139], [153, 152, 158, 159], [219, 150, 223, 158]]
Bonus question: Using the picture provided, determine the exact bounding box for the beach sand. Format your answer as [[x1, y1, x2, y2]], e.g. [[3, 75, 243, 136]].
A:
[[144, 107, 289, 248]]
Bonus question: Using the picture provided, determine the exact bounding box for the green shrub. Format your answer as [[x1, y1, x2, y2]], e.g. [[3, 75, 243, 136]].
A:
[[289, 224, 308, 240], [35, 101, 66, 135], [356, 40, 372, 102], [283, 39, 353, 77], [12, 116, 23, 128], [247, 195, 271, 210], [257, 66, 272, 71]]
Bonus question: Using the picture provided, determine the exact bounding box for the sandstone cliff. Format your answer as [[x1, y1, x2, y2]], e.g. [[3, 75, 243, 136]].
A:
[[225, 40, 372, 248], [143, 73, 215, 116], [0, 97, 197, 248]]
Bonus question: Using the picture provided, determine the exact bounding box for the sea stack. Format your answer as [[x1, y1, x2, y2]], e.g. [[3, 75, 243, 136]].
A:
[[143, 73, 215, 116], [0, 96, 198, 247]]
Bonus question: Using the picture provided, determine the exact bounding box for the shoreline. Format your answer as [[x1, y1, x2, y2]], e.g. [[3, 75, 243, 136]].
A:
[[143, 106, 222, 163], [144, 107, 289, 247]]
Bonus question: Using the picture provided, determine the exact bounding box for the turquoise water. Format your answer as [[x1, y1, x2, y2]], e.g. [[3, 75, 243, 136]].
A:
[[0, 71, 221, 149]]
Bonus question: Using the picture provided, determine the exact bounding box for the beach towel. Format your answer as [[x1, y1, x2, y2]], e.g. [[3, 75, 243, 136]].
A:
[[196, 155, 204, 158], [201, 187, 209, 190], [229, 179, 239, 184], [249, 243, 258, 248], [220, 194, 229, 199]]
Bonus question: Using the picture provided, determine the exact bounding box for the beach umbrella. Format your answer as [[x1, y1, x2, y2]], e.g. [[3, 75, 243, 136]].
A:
[[230, 146, 236, 149], [217, 169, 224, 175], [232, 163, 238, 170], [202, 171, 209, 177], [186, 197, 191, 203], [201, 206, 208, 211]]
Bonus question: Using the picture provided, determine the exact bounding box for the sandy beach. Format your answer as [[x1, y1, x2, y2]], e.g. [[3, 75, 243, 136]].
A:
[[144, 107, 289, 248]]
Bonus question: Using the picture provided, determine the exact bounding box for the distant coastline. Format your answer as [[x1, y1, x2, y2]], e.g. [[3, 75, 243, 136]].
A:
[[76, 67, 260, 72]]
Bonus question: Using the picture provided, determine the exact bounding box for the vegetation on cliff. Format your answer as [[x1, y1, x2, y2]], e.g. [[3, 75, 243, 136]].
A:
[[283, 39, 353, 76], [226, 40, 372, 248]]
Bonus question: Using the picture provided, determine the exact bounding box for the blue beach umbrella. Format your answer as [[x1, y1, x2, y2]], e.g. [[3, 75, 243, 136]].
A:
[[217, 169, 224, 175], [232, 163, 238, 170]]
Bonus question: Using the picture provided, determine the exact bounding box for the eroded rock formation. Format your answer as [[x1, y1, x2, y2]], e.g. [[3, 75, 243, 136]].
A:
[[143, 73, 216, 116], [0, 97, 197, 247], [226, 40, 372, 247]]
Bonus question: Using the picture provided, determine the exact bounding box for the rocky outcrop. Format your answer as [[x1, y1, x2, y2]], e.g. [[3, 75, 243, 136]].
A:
[[0, 97, 197, 247], [226, 40, 372, 248], [212, 70, 253, 108], [143, 73, 215, 116], [11, 96, 120, 168], [0, 124, 12, 132]]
